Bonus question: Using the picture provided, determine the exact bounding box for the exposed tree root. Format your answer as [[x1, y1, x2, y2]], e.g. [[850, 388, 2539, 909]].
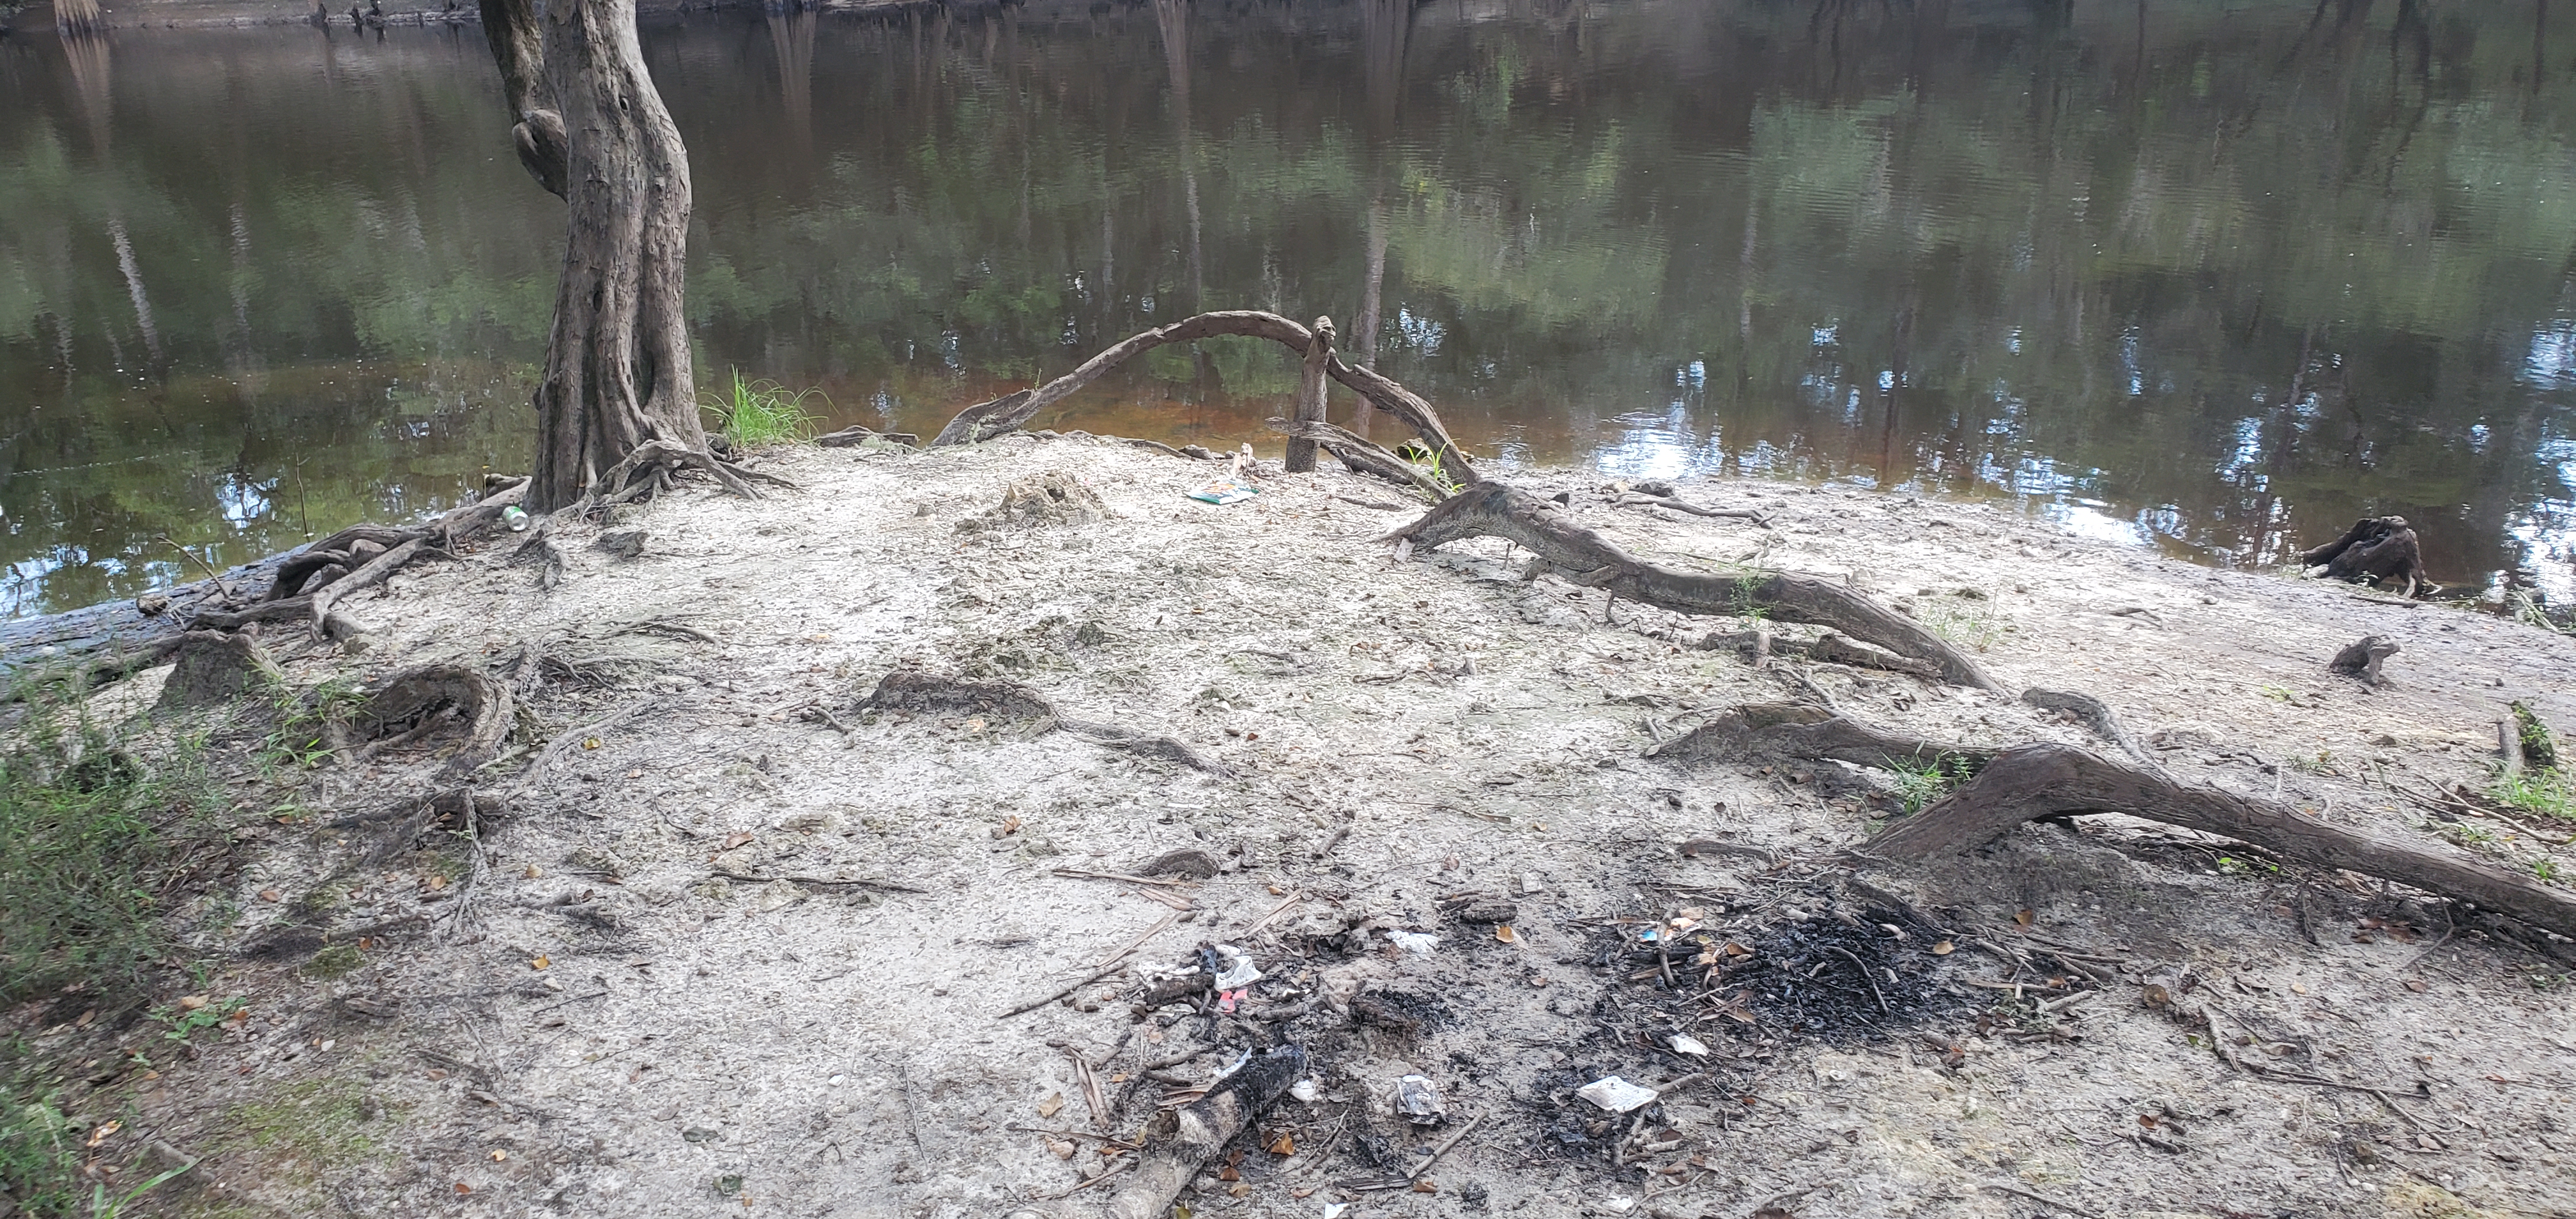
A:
[[1692, 705, 2576, 941], [813, 425, 919, 449], [928, 310, 1476, 482], [2300, 516, 2432, 597], [1106, 1046, 1307, 1219], [330, 664, 516, 777], [856, 671, 1230, 774], [155, 631, 284, 712], [1388, 481, 1999, 689], [2020, 687, 2153, 764], [1613, 489, 1771, 526]]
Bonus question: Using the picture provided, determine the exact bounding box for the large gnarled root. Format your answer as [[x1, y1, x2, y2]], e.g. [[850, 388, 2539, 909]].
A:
[[1388, 481, 1999, 689], [1266, 417, 1452, 502], [1693, 705, 2576, 941], [330, 664, 516, 777], [927, 310, 1476, 483]]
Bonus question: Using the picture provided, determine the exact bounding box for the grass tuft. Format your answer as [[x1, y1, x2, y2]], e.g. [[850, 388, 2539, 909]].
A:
[[700, 369, 824, 448]]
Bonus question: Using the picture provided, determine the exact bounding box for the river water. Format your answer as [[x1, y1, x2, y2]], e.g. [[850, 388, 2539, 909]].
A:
[[4, 0, 2574, 615]]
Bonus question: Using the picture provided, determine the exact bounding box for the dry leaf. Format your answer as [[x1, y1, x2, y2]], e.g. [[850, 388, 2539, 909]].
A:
[[84, 1120, 120, 1147], [1217, 1165, 1240, 1183], [489, 1149, 509, 1161], [1046, 1139, 1076, 1160], [454, 1183, 473, 1195], [530, 956, 550, 970], [1266, 1132, 1295, 1155], [1036, 1092, 1064, 1119], [176, 995, 209, 1011], [257, 889, 280, 903], [2290, 982, 2308, 995], [1494, 926, 1518, 944], [582, 737, 601, 749], [2014, 908, 2035, 927], [1931, 940, 1955, 955], [1412, 1178, 1438, 1193], [720, 832, 755, 851], [523, 865, 543, 879], [2404, 979, 2429, 993]]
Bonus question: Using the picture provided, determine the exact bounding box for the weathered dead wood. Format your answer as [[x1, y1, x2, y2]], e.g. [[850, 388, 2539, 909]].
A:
[[1106, 1046, 1307, 1219], [2020, 687, 2153, 764], [2329, 635, 2399, 686], [855, 671, 1231, 776], [813, 425, 920, 449], [1265, 417, 1448, 501], [926, 310, 1476, 482], [1284, 316, 1335, 473], [1648, 702, 1985, 770], [2299, 516, 2432, 597], [1831, 733, 2576, 942], [1388, 482, 1998, 689], [1612, 490, 1772, 526], [1809, 631, 1940, 678]]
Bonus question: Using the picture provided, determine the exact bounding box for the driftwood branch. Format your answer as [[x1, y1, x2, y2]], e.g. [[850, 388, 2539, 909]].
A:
[[925, 310, 1476, 484], [2300, 516, 2432, 597], [1388, 482, 1998, 689], [1284, 316, 1334, 473]]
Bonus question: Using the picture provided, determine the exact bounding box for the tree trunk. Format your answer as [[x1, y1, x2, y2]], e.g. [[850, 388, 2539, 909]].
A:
[[522, 0, 707, 513]]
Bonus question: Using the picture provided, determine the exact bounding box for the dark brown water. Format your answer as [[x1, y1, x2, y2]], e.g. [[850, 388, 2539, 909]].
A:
[[5, 0, 2575, 615]]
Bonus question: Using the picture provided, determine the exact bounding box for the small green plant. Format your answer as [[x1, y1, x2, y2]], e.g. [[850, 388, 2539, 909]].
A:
[[2215, 854, 2278, 878], [700, 369, 824, 448], [257, 676, 362, 776], [2536, 858, 2563, 883], [2258, 684, 2297, 703], [2490, 768, 2575, 822], [2437, 821, 2503, 851], [0, 1075, 83, 1219], [1917, 600, 2002, 652], [1883, 751, 1981, 813], [303, 943, 364, 980], [1393, 440, 1464, 493], [149, 996, 245, 1043]]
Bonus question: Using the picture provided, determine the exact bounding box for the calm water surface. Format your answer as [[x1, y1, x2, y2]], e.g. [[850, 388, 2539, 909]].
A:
[[5, 0, 2576, 614]]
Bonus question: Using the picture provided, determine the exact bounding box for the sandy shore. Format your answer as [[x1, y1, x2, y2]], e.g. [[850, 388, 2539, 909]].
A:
[[13, 434, 2575, 1219]]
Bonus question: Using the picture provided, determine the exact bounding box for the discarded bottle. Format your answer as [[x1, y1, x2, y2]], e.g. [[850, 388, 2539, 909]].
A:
[[502, 505, 530, 532]]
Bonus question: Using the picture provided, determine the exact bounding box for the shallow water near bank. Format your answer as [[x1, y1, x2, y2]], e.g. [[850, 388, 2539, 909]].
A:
[[5, 0, 2576, 614]]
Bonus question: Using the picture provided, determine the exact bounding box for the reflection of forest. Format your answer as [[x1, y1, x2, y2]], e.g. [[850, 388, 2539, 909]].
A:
[[3, 0, 2575, 613]]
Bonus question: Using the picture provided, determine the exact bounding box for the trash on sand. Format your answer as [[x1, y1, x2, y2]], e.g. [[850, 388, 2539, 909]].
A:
[[1322, 1204, 1351, 1218], [1575, 1077, 1659, 1113], [1218, 988, 1249, 1013], [1186, 478, 1259, 505], [1596, 1195, 1638, 1215], [1386, 930, 1440, 955], [1395, 1075, 1446, 1126], [1289, 1078, 1321, 1103], [1669, 1034, 1712, 1058], [1211, 944, 1264, 989], [502, 505, 530, 532]]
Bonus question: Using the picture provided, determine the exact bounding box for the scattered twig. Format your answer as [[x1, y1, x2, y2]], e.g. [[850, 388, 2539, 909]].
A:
[[1979, 1182, 2100, 1216]]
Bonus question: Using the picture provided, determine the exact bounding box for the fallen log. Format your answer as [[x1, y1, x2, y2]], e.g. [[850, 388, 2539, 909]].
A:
[[1699, 707, 2576, 941], [1386, 481, 1999, 689]]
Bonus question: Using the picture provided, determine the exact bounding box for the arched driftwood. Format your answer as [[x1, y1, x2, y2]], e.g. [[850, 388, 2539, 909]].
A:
[[928, 310, 1475, 485]]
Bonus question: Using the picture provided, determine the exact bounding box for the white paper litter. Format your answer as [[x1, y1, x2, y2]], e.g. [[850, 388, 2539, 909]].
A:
[[1386, 930, 1440, 954], [1669, 1034, 1711, 1057], [1211, 944, 1263, 989], [1575, 1075, 1659, 1113], [1289, 1078, 1320, 1103]]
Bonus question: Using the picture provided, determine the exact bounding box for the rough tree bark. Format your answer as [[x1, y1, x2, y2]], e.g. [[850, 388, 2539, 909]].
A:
[[485, 0, 743, 513]]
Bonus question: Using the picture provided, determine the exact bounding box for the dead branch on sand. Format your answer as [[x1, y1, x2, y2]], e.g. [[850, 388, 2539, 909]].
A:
[[1669, 703, 2576, 942], [1386, 480, 1998, 689]]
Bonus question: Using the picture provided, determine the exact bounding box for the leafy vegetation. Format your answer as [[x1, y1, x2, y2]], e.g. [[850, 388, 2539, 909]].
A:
[[1883, 751, 1981, 814], [700, 369, 824, 448]]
